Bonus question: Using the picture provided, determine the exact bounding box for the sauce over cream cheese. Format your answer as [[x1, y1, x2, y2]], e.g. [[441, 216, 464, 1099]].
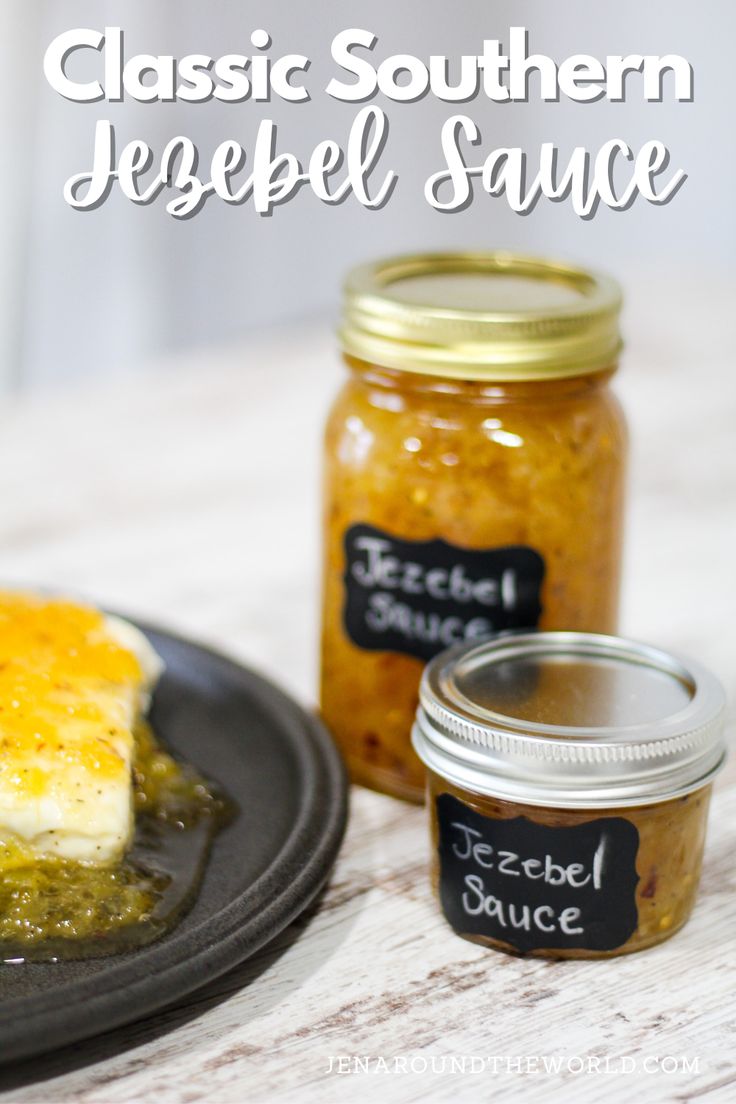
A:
[[0, 721, 230, 962]]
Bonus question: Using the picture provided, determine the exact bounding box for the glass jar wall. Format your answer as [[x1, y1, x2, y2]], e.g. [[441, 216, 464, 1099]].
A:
[[426, 772, 712, 958], [321, 363, 627, 799]]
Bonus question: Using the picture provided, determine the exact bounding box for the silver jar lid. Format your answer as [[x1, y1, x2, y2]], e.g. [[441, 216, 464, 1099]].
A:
[[412, 632, 727, 808]]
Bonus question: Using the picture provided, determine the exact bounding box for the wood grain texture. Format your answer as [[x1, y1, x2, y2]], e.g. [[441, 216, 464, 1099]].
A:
[[0, 277, 734, 1103]]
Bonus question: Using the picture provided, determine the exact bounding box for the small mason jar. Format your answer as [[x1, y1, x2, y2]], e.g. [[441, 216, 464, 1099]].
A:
[[412, 632, 727, 958], [320, 252, 628, 801]]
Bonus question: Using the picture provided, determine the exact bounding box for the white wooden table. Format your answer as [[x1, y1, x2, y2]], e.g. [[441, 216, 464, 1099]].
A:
[[0, 279, 734, 1104]]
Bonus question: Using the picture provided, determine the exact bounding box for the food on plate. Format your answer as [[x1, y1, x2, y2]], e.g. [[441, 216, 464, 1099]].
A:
[[0, 591, 228, 960]]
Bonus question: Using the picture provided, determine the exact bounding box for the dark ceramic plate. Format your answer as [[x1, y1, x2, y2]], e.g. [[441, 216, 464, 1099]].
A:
[[0, 622, 348, 1064]]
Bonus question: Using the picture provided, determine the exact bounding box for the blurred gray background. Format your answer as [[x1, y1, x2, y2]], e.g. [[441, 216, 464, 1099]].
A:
[[1, 0, 733, 392]]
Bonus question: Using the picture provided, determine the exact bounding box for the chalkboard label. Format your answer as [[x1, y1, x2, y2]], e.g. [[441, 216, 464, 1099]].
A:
[[436, 793, 640, 953], [342, 524, 545, 662]]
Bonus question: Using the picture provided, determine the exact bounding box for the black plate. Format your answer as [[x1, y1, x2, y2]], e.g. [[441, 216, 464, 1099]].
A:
[[0, 623, 348, 1064]]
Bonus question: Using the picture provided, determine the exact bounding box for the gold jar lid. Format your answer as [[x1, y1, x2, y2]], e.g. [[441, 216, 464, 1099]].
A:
[[340, 251, 623, 381]]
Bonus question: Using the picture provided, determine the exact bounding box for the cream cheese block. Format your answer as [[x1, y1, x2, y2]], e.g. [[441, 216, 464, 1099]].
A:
[[0, 593, 163, 866]]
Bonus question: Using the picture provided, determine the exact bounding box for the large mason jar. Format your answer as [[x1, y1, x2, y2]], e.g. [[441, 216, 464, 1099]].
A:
[[320, 252, 628, 802]]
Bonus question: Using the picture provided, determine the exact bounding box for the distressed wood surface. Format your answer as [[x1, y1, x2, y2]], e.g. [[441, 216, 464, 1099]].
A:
[[0, 279, 734, 1103]]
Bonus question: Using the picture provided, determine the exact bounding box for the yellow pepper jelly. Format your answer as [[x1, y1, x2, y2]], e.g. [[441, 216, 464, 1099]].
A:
[[320, 252, 627, 801], [412, 632, 727, 958]]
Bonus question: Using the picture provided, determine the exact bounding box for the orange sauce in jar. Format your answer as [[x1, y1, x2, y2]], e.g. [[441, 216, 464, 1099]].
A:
[[426, 774, 712, 958], [320, 253, 627, 801]]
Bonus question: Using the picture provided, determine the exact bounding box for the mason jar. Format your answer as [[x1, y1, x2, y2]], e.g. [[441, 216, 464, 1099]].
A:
[[320, 252, 628, 801], [412, 631, 726, 958]]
